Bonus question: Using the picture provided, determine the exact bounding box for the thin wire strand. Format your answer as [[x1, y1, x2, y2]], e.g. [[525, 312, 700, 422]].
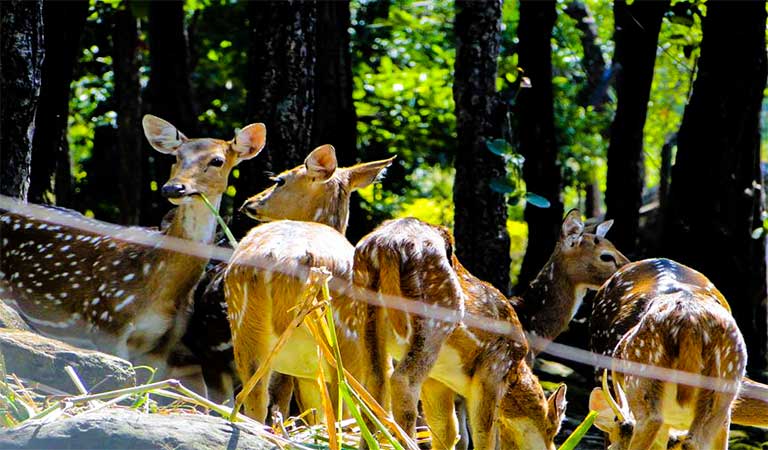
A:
[[0, 195, 766, 403]]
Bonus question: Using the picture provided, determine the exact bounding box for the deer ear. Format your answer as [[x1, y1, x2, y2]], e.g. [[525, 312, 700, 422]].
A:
[[348, 156, 395, 190], [232, 123, 266, 161], [305, 144, 338, 181], [596, 219, 614, 238], [588, 388, 616, 433], [547, 384, 568, 430], [561, 209, 584, 248], [143, 115, 186, 154]]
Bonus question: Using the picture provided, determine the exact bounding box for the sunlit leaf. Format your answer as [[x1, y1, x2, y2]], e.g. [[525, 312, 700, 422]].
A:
[[525, 192, 551, 208]]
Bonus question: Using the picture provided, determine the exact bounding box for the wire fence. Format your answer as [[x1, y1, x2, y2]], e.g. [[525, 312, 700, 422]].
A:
[[1, 194, 766, 404]]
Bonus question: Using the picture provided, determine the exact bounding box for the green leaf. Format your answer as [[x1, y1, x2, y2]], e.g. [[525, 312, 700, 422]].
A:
[[525, 192, 551, 208], [751, 227, 764, 239], [558, 410, 598, 450], [490, 177, 517, 194], [486, 139, 513, 156]]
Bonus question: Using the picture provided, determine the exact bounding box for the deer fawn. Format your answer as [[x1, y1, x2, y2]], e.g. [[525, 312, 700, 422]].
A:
[[200, 145, 391, 406], [0, 115, 265, 375], [588, 259, 748, 450], [352, 211, 626, 450]]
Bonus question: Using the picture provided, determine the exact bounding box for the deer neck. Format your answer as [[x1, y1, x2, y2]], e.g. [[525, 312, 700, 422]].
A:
[[315, 178, 349, 234], [516, 257, 587, 342], [164, 195, 221, 244]]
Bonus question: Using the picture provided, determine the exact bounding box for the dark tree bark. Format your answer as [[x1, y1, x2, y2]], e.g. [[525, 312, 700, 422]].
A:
[[604, 0, 668, 257], [28, 0, 88, 207], [231, 0, 317, 238], [313, 0, 370, 242], [113, 6, 142, 225], [0, 0, 44, 200], [453, 0, 510, 294], [563, 1, 607, 108], [143, 0, 198, 226], [662, 1, 768, 376], [516, 0, 562, 290], [313, 1, 356, 166]]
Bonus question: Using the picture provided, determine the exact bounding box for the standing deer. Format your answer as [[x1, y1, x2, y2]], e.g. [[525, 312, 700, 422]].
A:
[[588, 259, 749, 450], [189, 144, 392, 402], [0, 115, 265, 375], [352, 211, 627, 450]]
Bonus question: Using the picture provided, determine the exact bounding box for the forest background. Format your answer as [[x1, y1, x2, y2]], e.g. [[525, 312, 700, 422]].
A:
[[1, 0, 767, 388]]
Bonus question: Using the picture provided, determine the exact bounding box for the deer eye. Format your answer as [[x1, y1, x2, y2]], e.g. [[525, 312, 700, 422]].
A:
[[209, 157, 225, 168], [600, 253, 616, 264]]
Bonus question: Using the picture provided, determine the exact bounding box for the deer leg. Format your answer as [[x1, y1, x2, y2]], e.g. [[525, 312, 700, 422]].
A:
[[420, 378, 458, 450], [625, 378, 665, 450], [680, 390, 733, 450], [268, 373, 295, 420], [390, 319, 452, 439], [465, 371, 503, 450], [295, 377, 329, 425], [233, 339, 271, 421]]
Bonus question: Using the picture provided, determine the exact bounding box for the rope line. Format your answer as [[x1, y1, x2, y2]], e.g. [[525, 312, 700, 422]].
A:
[[1, 195, 766, 403]]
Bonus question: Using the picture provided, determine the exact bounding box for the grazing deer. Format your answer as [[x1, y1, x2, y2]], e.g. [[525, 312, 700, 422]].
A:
[[0, 115, 265, 375], [191, 144, 392, 403], [588, 258, 749, 450], [352, 212, 625, 450]]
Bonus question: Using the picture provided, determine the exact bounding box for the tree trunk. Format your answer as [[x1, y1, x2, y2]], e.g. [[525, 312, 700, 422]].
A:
[[564, 1, 607, 108], [113, 6, 142, 225], [0, 0, 44, 200], [28, 0, 88, 207], [313, 1, 356, 166], [453, 0, 510, 294], [516, 0, 562, 290], [143, 0, 198, 226], [231, 0, 317, 238], [662, 0, 768, 377], [313, 0, 369, 242], [604, 0, 668, 257]]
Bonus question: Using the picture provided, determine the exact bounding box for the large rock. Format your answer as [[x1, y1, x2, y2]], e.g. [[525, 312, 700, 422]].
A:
[[0, 409, 276, 449], [0, 302, 30, 331], [0, 329, 135, 393]]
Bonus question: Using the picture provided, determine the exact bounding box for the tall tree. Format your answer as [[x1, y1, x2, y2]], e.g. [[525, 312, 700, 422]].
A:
[[605, 0, 668, 257], [143, 0, 198, 225], [232, 0, 317, 237], [516, 0, 562, 290], [453, 0, 510, 293], [113, 5, 142, 225], [0, 0, 44, 200], [663, 1, 768, 376], [28, 0, 89, 207]]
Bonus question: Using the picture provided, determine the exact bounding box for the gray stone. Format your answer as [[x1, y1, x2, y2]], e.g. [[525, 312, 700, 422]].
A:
[[0, 302, 30, 331], [0, 409, 277, 450], [0, 329, 135, 394]]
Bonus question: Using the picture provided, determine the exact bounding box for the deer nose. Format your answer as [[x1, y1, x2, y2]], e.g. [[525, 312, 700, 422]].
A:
[[161, 183, 187, 199], [240, 201, 259, 216]]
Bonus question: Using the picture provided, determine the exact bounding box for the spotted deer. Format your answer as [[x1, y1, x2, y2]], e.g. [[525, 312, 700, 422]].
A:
[[352, 211, 626, 449], [512, 210, 630, 357], [0, 115, 265, 375], [588, 259, 749, 450], [192, 144, 392, 403]]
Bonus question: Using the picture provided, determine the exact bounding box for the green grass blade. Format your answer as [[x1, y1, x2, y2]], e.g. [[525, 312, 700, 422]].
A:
[[558, 410, 598, 450], [199, 192, 238, 248]]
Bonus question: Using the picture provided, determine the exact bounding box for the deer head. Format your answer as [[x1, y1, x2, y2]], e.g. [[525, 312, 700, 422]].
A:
[[498, 373, 567, 450], [142, 115, 266, 205], [240, 144, 394, 233]]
